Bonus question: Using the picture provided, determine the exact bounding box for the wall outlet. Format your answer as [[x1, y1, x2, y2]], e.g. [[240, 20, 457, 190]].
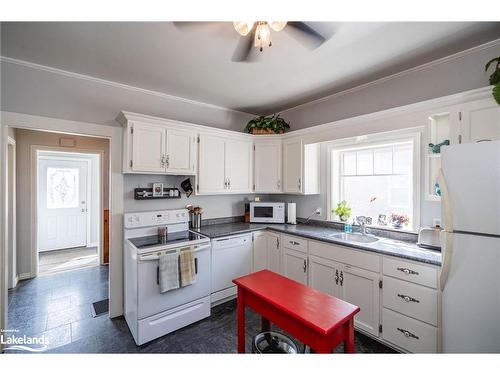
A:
[[315, 208, 322, 216], [433, 218, 441, 228]]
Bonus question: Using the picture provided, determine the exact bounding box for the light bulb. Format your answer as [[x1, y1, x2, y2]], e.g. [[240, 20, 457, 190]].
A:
[[254, 22, 272, 51], [268, 21, 287, 32], [233, 21, 254, 36]]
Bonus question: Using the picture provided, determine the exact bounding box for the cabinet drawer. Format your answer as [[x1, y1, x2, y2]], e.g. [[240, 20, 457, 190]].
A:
[[383, 276, 438, 326], [382, 308, 437, 353], [383, 257, 437, 288], [309, 240, 380, 273], [282, 235, 308, 253]]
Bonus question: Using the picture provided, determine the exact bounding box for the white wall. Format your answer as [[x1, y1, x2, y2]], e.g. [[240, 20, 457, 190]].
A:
[[0, 58, 255, 132], [279, 40, 500, 130], [124, 174, 267, 219]]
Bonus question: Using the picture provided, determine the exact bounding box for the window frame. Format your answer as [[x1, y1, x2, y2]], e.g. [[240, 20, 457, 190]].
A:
[[327, 129, 421, 231]]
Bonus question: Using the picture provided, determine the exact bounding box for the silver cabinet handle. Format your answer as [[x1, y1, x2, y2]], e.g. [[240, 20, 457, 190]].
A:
[[397, 267, 419, 275], [397, 328, 419, 340], [303, 259, 307, 273], [165, 154, 170, 168], [335, 269, 339, 285], [339, 270, 344, 286], [228, 178, 231, 189], [397, 294, 420, 303], [276, 237, 279, 248], [224, 179, 228, 189], [277, 179, 281, 189], [298, 178, 301, 191], [289, 241, 300, 246], [160, 155, 165, 168]]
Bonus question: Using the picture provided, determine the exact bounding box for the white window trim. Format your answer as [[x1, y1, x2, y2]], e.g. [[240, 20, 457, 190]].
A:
[[326, 128, 422, 231]]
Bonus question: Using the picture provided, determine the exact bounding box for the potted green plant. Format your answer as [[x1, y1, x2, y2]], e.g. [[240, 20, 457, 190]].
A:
[[333, 201, 352, 222], [485, 57, 500, 105], [244, 114, 290, 134]]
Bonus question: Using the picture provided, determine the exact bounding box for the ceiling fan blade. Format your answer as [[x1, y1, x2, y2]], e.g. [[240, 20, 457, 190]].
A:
[[286, 22, 326, 48], [231, 34, 254, 62]]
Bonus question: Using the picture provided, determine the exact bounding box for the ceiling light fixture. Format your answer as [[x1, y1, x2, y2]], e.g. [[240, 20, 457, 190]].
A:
[[233, 21, 288, 52]]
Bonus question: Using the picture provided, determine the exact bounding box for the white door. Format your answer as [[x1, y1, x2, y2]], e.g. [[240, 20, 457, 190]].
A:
[[341, 265, 381, 337], [38, 158, 88, 252], [131, 122, 166, 172], [460, 99, 500, 143], [283, 139, 303, 193], [283, 248, 308, 284], [253, 232, 268, 272], [254, 142, 282, 193], [198, 134, 226, 193], [225, 139, 253, 193], [308, 255, 343, 298], [165, 128, 196, 174], [267, 232, 281, 274]]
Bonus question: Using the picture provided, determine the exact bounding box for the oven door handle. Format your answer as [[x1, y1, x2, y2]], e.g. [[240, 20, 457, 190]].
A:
[[138, 243, 210, 262]]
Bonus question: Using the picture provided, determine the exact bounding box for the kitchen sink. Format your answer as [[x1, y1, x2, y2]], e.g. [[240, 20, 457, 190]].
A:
[[331, 232, 379, 244]]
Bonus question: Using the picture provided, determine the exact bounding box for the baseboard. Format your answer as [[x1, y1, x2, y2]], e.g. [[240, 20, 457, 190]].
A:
[[17, 272, 32, 281]]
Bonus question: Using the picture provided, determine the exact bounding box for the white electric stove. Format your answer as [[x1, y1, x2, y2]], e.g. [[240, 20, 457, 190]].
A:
[[123, 209, 211, 345]]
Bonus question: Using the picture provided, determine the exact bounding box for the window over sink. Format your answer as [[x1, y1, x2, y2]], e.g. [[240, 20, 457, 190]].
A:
[[328, 131, 420, 231]]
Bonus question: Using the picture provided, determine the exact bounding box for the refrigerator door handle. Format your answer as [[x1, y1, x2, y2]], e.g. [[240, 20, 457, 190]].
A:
[[440, 231, 454, 291], [438, 168, 453, 232]]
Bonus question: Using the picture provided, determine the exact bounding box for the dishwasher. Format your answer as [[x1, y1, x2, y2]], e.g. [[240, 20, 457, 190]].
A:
[[211, 233, 253, 305]]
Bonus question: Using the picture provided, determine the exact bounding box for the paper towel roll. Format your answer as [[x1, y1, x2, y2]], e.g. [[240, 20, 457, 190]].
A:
[[287, 203, 297, 224]]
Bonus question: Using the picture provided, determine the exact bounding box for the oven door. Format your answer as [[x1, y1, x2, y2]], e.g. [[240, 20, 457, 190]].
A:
[[136, 243, 210, 320]]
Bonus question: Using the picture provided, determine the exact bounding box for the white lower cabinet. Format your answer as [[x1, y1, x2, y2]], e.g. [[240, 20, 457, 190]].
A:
[[283, 248, 308, 284], [308, 255, 342, 299], [341, 265, 381, 337], [252, 231, 282, 274]]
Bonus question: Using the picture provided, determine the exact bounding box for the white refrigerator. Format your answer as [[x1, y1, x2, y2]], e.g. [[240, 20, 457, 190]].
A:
[[439, 140, 500, 353]]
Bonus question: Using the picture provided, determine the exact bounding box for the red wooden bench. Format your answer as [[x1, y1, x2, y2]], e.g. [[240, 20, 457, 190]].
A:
[[233, 270, 360, 353]]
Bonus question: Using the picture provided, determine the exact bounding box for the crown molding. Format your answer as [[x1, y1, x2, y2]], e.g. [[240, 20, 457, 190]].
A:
[[0, 56, 259, 117], [277, 38, 500, 115]]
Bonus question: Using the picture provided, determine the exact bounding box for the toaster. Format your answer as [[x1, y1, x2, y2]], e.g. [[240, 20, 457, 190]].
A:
[[417, 227, 442, 251]]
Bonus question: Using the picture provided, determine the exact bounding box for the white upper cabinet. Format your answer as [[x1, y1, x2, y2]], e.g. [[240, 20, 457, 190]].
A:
[[124, 120, 196, 175], [225, 139, 253, 193], [254, 140, 282, 193], [165, 128, 197, 174], [197, 134, 253, 194], [198, 134, 226, 193], [459, 98, 500, 143], [130, 121, 166, 173], [283, 139, 320, 194]]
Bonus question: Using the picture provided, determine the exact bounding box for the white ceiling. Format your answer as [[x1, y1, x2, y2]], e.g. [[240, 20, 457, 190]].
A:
[[1, 22, 500, 114]]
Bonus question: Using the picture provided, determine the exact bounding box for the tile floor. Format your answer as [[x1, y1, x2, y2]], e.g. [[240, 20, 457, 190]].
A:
[[7, 266, 396, 354], [38, 247, 99, 275]]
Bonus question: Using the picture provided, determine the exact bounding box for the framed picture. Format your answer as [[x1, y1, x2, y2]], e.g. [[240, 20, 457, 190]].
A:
[[377, 214, 387, 226], [152, 183, 164, 197]]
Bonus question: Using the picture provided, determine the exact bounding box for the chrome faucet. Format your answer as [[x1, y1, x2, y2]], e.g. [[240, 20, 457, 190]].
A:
[[356, 216, 368, 235]]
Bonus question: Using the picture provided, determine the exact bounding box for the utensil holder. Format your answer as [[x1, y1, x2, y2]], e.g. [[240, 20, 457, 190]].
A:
[[190, 213, 202, 229]]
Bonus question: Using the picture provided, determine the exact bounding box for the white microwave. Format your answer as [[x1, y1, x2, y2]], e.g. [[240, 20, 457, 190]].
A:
[[249, 202, 285, 223]]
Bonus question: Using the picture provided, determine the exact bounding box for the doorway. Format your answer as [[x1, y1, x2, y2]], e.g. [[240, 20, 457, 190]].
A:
[[37, 150, 101, 275]]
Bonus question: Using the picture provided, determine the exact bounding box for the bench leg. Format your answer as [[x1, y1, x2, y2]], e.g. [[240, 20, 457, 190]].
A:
[[344, 318, 355, 353], [237, 287, 245, 353]]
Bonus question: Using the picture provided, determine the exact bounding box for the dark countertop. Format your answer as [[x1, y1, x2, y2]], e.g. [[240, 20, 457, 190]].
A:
[[193, 222, 442, 266]]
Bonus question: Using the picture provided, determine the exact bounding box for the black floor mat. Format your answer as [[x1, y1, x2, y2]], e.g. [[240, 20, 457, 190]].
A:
[[91, 299, 109, 317]]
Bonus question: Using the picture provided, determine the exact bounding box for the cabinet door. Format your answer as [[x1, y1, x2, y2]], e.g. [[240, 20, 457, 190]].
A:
[[254, 142, 282, 193], [460, 99, 500, 143], [308, 255, 342, 298], [283, 139, 303, 193], [266, 232, 281, 274], [253, 232, 268, 272], [283, 248, 308, 285], [165, 128, 196, 174], [131, 122, 166, 172], [198, 134, 226, 193], [341, 265, 381, 337], [225, 139, 253, 193]]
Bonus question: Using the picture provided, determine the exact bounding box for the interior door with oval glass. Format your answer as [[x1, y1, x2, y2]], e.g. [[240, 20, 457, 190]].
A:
[[38, 158, 88, 252]]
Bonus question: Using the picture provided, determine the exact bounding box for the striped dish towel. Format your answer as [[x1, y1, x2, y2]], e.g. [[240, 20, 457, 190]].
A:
[[158, 252, 180, 293], [179, 249, 196, 287]]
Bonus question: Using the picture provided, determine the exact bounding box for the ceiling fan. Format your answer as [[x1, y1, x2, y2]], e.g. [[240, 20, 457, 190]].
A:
[[173, 21, 329, 62], [231, 21, 327, 62]]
